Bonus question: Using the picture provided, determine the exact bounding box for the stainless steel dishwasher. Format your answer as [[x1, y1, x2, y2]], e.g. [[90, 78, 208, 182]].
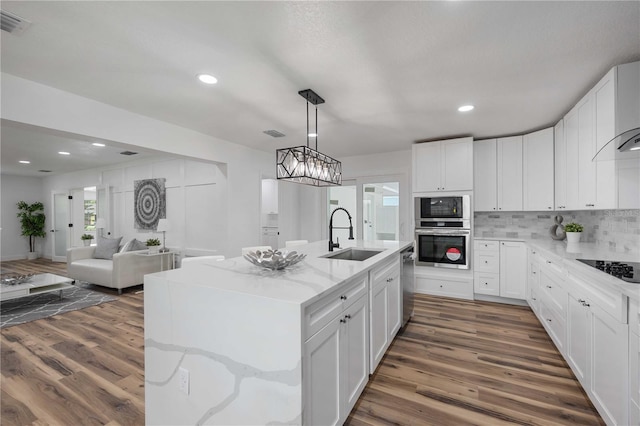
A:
[[401, 245, 415, 327]]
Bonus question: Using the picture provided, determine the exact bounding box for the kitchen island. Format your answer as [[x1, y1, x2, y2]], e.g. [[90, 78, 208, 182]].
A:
[[144, 239, 412, 425]]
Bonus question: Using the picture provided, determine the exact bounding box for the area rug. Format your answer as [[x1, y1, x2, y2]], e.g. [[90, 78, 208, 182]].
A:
[[0, 284, 117, 329]]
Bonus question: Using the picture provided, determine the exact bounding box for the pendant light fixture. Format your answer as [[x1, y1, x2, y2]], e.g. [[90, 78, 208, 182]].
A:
[[276, 89, 342, 186]]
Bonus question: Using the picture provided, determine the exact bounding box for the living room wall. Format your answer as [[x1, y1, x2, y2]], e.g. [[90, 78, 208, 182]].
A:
[[0, 175, 45, 261], [1, 73, 285, 258]]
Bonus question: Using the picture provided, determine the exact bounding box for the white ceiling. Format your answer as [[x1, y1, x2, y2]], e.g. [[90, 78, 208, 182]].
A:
[[1, 1, 639, 176]]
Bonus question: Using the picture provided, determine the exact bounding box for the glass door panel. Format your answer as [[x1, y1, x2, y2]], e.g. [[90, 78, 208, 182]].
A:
[[52, 192, 69, 262], [362, 182, 399, 241]]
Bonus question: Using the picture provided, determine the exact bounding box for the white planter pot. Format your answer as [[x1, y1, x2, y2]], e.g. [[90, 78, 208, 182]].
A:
[[83, 240, 92, 246], [148, 246, 159, 254], [566, 232, 582, 243], [26, 251, 38, 260]]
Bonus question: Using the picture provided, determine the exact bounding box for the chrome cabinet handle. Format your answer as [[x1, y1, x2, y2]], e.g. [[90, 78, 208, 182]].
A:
[[345, 315, 351, 320], [546, 285, 552, 289], [578, 299, 585, 304], [340, 318, 346, 323], [340, 295, 347, 300]]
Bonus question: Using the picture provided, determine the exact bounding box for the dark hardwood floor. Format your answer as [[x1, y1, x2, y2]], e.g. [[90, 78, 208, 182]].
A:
[[1, 259, 603, 425]]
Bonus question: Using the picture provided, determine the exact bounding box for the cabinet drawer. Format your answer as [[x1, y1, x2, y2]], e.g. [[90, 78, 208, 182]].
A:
[[474, 272, 500, 296], [540, 301, 566, 352], [370, 256, 399, 286], [529, 288, 541, 315], [540, 268, 567, 315], [304, 274, 368, 340], [416, 275, 473, 300], [475, 240, 499, 252], [475, 252, 500, 273], [567, 271, 629, 324]]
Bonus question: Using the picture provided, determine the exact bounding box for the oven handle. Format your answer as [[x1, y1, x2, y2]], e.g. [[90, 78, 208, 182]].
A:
[[415, 229, 470, 236]]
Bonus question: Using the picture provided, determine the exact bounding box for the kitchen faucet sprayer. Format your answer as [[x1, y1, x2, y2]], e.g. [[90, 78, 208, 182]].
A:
[[328, 207, 354, 251]]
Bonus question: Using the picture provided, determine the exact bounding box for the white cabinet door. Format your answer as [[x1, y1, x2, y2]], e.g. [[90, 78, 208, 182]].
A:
[[413, 142, 441, 192], [499, 241, 527, 299], [473, 139, 497, 211], [497, 136, 523, 211], [442, 138, 473, 191], [304, 316, 342, 426], [590, 307, 629, 426], [386, 269, 402, 339], [343, 295, 369, 415], [370, 277, 388, 372], [564, 110, 581, 210], [523, 127, 554, 211], [566, 294, 591, 385], [593, 70, 618, 209], [554, 120, 567, 210], [577, 96, 597, 209]]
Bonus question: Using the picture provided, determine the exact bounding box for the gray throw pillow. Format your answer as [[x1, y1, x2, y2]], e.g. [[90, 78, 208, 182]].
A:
[[94, 236, 123, 260], [127, 238, 147, 252]]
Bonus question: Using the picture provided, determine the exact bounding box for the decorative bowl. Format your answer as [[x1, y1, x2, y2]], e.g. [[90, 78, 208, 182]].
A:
[[243, 249, 306, 270], [1, 273, 35, 286]]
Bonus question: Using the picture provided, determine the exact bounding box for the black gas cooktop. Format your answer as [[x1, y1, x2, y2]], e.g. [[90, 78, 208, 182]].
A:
[[576, 259, 640, 284]]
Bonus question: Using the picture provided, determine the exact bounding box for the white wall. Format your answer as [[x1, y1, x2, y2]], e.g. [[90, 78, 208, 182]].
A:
[[2, 73, 275, 258], [0, 175, 45, 260]]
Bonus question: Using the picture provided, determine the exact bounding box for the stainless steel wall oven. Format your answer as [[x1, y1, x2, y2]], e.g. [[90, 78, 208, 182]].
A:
[[414, 195, 470, 269]]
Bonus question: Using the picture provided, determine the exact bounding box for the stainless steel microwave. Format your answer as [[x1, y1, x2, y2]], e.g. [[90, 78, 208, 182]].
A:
[[415, 195, 470, 228]]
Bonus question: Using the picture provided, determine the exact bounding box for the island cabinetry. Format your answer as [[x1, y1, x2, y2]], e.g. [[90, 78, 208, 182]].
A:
[[473, 240, 526, 300], [565, 269, 629, 426], [369, 256, 401, 374], [303, 274, 369, 426], [629, 298, 640, 426], [413, 137, 473, 193]]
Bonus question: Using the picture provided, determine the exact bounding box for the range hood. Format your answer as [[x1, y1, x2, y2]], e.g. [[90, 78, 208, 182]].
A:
[[592, 127, 640, 161]]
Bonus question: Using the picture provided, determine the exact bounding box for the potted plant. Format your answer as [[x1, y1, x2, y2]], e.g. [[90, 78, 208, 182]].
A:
[[81, 234, 94, 246], [16, 201, 46, 260], [564, 222, 584, 243], [146, 238, 161, 254]]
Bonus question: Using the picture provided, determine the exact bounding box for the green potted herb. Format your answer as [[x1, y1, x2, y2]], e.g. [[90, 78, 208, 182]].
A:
[[16, 201, 46, 260], [564, 222, 584, 243], [81, 234, 94, 247], [146, 238, 161, 254]]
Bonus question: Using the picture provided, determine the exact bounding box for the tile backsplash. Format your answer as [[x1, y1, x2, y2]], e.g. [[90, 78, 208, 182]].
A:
[[474, 209, 640, 254]]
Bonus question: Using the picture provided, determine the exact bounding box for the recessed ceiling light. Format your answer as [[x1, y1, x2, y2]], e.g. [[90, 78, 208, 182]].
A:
[[308, 133, 318, 137], [92, 142, 106, 147], [458, 105, 474, 112], [58, 151, 70, 155], [197, 74, 218, 85], [19, 160, 30, 164]]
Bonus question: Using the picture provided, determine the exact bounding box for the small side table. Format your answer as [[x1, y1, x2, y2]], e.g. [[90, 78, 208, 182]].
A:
[[135, 250, 176, 272]]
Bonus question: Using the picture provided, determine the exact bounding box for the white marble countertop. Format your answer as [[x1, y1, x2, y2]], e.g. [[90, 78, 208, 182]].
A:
[[149, 239, 413, 307]]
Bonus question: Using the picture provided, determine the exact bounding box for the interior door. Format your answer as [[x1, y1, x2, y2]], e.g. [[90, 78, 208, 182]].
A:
[[362, 182, 399, 241], [51, 192, 70, 262]]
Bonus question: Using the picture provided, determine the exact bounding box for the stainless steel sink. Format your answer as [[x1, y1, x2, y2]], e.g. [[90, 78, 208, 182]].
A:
[[320, 248, 384, 261]]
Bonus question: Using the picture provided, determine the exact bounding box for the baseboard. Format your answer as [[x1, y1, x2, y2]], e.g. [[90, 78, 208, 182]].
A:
[[473, 293, 529, 306], [1, 254, 29, 261]]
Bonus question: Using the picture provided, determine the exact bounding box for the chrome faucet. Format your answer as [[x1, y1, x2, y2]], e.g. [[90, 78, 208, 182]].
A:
[[329, 207, 354, 251]]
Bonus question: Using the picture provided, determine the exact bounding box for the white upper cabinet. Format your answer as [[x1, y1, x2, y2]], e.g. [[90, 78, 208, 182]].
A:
[[497, 136, 523, 211], [523, 127, 555, 211], [554, 120, 568, 210], [473, 139, 497, 211], [577, 95, 597, 208], [413, 137, 473, 193]]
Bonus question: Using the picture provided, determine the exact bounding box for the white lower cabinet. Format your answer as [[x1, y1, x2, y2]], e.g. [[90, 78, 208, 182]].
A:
[[628, 298, 639, 426], [563, 268, 630, 426], [369, 256, 401, 374], [474, 240, 526, 300], [304, 292, 368, 426]]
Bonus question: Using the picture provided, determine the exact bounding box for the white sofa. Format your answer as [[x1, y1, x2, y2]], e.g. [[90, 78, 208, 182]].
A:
[[67, 246, 163, 294]]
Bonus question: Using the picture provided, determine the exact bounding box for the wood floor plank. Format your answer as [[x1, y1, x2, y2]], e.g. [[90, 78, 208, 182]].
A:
[[2, 259, 603, 425]]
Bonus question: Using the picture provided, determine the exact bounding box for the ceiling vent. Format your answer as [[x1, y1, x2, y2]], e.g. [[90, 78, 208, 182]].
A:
[[38, 169, 52, 173], [263, 130, 286, 138], [120, 151, 138, 156], [1, 10, 31, 35]]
